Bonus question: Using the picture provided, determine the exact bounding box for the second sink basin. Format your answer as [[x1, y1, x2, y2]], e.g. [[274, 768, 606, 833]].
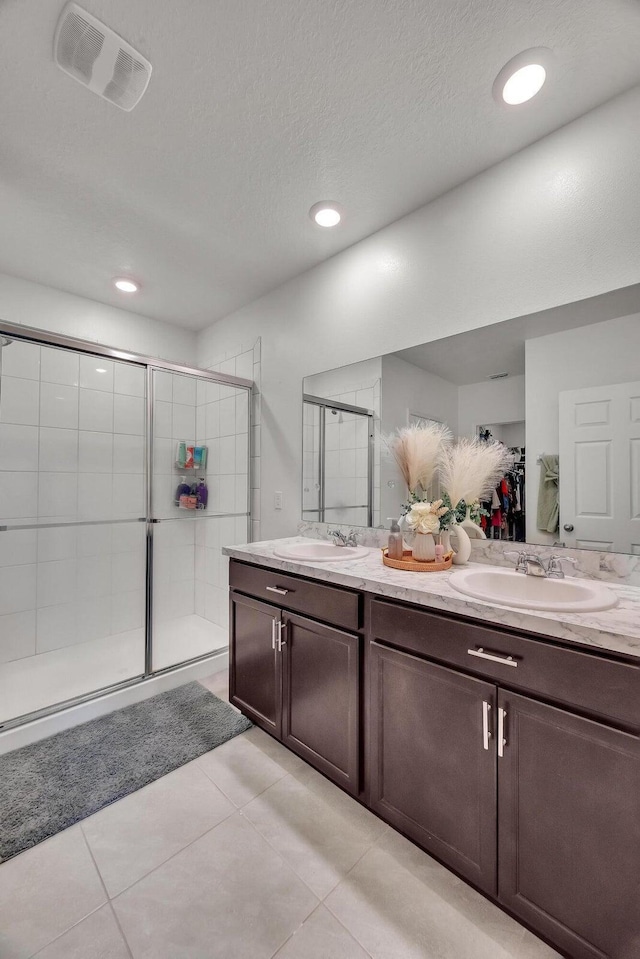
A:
[[449, 566, 617, 613], [273, 541, 369, 562]]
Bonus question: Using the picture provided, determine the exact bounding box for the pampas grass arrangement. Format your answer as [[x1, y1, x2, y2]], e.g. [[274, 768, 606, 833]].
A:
[[386, 422, 452, 495], [439, 438, 513, 510]]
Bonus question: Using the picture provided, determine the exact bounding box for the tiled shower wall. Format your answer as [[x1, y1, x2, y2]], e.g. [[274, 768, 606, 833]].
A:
[[152, 368, 251, 634], [194, 338, 260, 631], [303, 375, 381, 527], [0, 341, 146, 665], [0, 339, 255, 671]]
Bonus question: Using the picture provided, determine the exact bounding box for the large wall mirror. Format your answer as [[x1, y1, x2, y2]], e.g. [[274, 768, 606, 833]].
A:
[[302, 284, 640, 555]]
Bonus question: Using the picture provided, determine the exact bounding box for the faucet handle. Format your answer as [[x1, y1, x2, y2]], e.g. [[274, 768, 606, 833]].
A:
[[505, 549, 529, 573], [549, 554, 578, 568], [547, 555, 578, 578]]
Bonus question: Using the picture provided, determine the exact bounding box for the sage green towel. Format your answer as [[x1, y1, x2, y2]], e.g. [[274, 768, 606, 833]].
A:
[[537, 454, 559, 533]]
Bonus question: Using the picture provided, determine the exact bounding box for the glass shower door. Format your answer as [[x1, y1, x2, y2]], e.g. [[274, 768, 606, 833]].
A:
[[150, 368, 250, 671], [0, 337, 147, 726]]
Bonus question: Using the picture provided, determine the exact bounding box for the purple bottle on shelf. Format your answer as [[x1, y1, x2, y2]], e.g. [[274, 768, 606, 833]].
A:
[[196, 477, 208, 510], [174, 476, 191, 507]]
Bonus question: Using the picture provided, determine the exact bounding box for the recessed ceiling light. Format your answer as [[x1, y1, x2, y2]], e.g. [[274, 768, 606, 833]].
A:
[[113, 277, 139, 293], [493, 48, 551, 106], [309, 202, 342, 227], [502, 64, 546, 104], [96, 367, 107, 373]]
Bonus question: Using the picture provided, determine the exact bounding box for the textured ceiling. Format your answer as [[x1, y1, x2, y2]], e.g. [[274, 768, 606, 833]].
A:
[[1, 0, 640, 330]]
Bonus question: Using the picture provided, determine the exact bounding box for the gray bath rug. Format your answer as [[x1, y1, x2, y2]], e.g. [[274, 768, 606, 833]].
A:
[[0, 681, 251, 861]]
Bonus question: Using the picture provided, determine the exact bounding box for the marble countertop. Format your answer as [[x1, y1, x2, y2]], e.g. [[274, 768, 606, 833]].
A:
[[223, 537, 640, 659]]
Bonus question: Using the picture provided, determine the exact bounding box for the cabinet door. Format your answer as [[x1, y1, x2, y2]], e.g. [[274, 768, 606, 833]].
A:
[[282, 613, 360, 795], [230, 593, 281, 737], [369, 642, 497, 894], [498, 691, 640, 959]]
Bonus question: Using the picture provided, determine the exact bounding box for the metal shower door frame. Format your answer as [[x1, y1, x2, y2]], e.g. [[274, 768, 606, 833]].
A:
[[302, 393, 374, 527], [0, 320, 253, 731]]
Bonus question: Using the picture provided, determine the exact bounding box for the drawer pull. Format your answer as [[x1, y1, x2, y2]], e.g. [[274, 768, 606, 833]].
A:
[[498, 707, 507, 758], [266, 586, 289, 595], [467, 646, 518, 668], [482, 701, 492, 751]]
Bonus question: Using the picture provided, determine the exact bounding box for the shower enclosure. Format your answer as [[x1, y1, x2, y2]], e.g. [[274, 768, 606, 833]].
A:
[[302, 393, 374, 527], [0, 322, 252, 730]]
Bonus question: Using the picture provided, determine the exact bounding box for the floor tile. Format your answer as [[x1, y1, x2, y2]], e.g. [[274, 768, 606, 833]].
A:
[[113, 813, 318, 959], [82, 762, 235, 897], [197, 733, 290, 807], [374, 832, 559, 958], [0, 826, 106, 959], [243, 770, 386, 900], [289, 763, 388, 843], [198, 671, 230, 702], [32, 904, 131, 959], [242, 726, 307, 774], [325, 835, 561, 959], [274, 905, 370, 959]]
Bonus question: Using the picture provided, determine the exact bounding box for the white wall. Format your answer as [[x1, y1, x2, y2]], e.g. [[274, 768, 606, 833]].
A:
[[525, 311, 640, 543], [382, 355, 459, 434], [457, 375, 525, 440], [197, 85, 640, 542], [0, 273, 196, 365], [380, 354, 459, 521]]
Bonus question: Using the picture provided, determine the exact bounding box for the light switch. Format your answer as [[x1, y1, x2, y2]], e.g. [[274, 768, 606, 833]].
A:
[[274, 491, 283, 510]]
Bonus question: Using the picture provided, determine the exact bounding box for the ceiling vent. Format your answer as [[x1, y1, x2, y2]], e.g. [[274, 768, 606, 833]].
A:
[[487, 372, 509, 380], [54, 3, 152, 111]]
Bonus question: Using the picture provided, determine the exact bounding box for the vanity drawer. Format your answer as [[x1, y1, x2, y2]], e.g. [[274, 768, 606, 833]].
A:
[[371, 598, 640, 730], [230, 560, 362, 631]]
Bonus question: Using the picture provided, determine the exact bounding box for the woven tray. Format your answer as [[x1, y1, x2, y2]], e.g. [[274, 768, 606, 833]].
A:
[[381, 547, 453, 572]]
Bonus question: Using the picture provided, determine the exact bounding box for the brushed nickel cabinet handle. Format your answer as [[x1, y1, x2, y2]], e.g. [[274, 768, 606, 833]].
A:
[[266, 586, 289, 595], [276, 621, 286, 652], [467, 647, 518, 668], [482, 701, 492, 751], [498, 707, 507, 758], [271, 618, 277, 650]]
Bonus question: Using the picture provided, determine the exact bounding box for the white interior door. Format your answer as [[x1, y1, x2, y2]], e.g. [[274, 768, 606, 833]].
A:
[[559, 381, 640, 552]]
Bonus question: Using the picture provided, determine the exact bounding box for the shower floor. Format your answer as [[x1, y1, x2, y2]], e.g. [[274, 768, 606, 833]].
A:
[[0, 615, 228, 726]]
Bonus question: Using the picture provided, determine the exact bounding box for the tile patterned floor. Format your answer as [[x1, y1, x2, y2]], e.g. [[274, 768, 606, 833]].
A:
[[0, 671, 561, 959]]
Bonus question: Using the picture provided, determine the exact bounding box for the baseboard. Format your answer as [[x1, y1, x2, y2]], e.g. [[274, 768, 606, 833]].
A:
[[0, 650, 229, 756]]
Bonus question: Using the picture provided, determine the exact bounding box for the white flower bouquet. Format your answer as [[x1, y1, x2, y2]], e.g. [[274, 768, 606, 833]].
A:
[[404, 499, 448, 535]]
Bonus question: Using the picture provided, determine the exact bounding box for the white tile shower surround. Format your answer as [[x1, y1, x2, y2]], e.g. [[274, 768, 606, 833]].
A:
[[0, 671, 559, 959], [303, 377, 381, 529], [0, 617, 228, 724], [0, 342, 251, 724], [197, 337, 261, 543]]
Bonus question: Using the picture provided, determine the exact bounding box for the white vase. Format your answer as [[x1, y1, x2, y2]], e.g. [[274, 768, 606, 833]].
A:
[[449, 521, 472, 565], [440, 529, 451, 554], [412, 532, 436, 562], [460, 505, 486, 540]]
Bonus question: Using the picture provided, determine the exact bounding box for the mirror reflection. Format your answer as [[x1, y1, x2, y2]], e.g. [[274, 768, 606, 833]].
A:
[[302, 284, 640, 555]]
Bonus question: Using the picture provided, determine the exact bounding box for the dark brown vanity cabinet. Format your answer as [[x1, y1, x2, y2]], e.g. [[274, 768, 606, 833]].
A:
[[369, 598, 640, 959], [229, 561, 362, 795], [369, 642, 498, 895]]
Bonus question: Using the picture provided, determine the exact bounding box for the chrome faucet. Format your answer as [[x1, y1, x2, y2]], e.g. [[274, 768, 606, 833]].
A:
[[511, 551, 577, 579], [328, 529, 358, 547]]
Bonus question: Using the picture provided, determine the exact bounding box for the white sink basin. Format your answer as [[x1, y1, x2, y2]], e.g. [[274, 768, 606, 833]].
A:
[[273, 541, 369, 563], [449, 567, 617, 613]]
